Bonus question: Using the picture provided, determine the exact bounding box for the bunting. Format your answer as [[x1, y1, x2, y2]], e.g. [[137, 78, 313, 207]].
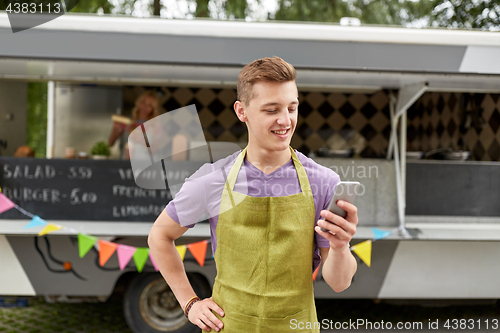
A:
[[149, 253, 159, 271], [38, 223, 63, 236], [351, 240, 372, 267], [117, 244, 136, 271], [187, 240, 208, 267], [0, 189, 401, 272], [0, 193, 15, 214], [98, 240, 118, 267], [23, 215, 47, 229], [78, 234, 98, 258], [133, 248, 150, 273], [176, 245, 187, 261], [312, 266, 319, 281]]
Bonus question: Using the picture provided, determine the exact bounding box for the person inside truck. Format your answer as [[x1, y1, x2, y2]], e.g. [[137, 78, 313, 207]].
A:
[[108, 90, 161, 158], [148, 56, 358, 332]]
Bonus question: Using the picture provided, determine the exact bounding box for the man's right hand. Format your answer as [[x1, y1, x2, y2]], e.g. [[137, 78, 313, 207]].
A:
[[187, 297, 224, 332]]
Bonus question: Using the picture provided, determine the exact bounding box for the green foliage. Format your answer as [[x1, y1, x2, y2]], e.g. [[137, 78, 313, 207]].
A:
[[90, 141, 111, 156], [26, 82, 47, 158], [70, 0, 114, 14], [428, 0, 500, 30]]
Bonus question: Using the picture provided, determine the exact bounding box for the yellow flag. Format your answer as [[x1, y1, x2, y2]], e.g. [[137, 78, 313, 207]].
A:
[[352, 240, 372, 267], [176, 245, 187, 261], [38, 223, 63, 236]]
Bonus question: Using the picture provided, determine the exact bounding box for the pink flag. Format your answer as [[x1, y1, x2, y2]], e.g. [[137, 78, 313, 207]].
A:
[[0, 193, 15, 215], [149, 252, 159, 271], [116, 244, 136, 271]]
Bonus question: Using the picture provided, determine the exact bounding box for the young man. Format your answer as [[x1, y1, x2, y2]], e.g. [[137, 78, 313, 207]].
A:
[[148, 56, 358, 332]]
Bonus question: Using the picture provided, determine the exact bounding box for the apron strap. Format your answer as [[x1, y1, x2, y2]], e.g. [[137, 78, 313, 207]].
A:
[[224, 147, 313, 201]]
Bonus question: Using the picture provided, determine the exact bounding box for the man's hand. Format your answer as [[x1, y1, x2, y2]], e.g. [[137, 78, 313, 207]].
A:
[[187, 297, 225, 332], [315, 200, 358, 250]]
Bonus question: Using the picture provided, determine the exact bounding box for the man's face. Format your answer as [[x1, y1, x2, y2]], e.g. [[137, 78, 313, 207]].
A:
[[239, 80, 298, 154]]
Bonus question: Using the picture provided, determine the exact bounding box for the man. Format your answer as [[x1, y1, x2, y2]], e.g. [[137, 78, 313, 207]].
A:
[[148, 56, 358, 332]]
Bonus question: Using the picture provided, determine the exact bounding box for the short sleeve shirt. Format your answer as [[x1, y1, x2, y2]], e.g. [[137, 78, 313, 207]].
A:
[[165, 149, 341, 271]]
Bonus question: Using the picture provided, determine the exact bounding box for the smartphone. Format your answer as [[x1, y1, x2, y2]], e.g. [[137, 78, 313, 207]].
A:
[[320, 181, 360, 232]]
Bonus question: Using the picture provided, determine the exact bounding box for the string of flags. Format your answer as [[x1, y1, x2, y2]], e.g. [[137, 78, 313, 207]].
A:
[[0, 191, 209, 273], [0, 190, 395, 277]]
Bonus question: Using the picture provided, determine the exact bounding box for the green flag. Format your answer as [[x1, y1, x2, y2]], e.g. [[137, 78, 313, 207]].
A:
[[78, 233, 98, 258], [133, 247, 150, 273]]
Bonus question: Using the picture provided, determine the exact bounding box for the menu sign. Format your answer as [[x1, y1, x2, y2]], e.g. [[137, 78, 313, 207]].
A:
[[0, 157, 203, 221]]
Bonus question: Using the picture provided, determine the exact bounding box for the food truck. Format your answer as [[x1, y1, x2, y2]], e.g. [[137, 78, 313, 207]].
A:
[[1, 12, 499, 333]]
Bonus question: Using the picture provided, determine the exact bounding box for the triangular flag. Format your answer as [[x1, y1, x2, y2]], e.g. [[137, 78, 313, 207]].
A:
[[23, 215, 48, 229], [149, 252, 159, 271], [98, 240, 118, 267], [312, 266, 320, 281], [0, 193, 15, 214], [38, 223, 63, 236], [352, 240, 372, 267], [133, 247, 150, 273], [78, 234, 98, 258], [187, 240, 208, 267], [176, 245, 187, 261], [372, 227, 392, 240], [117, 244, 136, 271]]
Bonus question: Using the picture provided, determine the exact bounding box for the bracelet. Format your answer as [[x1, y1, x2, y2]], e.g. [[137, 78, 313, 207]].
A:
[[183, 296, 201, 318]]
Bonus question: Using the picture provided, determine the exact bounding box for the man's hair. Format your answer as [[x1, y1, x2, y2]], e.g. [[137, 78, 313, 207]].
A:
[[237, 56, 297, 106]]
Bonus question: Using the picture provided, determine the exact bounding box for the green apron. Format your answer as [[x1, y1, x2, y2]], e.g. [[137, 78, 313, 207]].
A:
[[212, 147, 319, 332]]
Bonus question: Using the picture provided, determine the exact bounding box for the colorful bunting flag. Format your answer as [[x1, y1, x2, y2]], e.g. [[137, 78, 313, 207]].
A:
[[23, 215, 48, 229], [372, 228, 392, 240], [98, 240, 118, 267], [187, 240, 208, 267], [149, 252, 159, 271], [133, 248, 150, 273], [352, 240, 372, 267], [38, 223, 63, 236], [312, 266, 319, 281], [78, 234, 98, 258], [0, 193, 15, 214], [176, 245, 187, 261], [117, 244, 136, 271]]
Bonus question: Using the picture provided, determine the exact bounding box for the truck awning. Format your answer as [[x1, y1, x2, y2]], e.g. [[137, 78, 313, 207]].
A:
[[1, 13, 500, 90]]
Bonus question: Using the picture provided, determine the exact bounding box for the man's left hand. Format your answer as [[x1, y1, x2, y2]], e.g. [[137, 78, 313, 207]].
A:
[[315, 200, 358, 250]]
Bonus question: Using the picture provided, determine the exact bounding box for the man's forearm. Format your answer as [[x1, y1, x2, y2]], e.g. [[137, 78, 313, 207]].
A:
[[148, 231, 197, 308], [322, 246, 357, 293]]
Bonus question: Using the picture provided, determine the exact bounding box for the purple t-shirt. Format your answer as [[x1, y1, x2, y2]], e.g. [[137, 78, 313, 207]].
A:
[[166, 149, 340, 270]]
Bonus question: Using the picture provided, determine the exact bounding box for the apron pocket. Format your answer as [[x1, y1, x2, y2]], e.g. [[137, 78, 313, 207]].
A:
[[222, 308, 315, 332]]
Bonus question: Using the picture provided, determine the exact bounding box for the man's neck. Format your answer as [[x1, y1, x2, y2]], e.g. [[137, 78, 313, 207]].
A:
[[245, 144, 292, 175]]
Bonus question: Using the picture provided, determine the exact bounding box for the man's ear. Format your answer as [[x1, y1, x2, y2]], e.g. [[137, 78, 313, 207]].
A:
[[234, 101, 247, 122]]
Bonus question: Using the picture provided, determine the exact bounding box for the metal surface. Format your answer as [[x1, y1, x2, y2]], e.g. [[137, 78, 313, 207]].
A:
[[0, 81, 27, 156], [53, 83, 122, 159]]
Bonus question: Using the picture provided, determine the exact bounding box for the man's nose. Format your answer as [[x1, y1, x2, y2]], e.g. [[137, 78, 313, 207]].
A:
[[276, 109, 291, 126]]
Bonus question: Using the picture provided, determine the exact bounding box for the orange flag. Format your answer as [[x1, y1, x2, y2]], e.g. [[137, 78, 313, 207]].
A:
[[98, 240, 118, 267], [187, 240, 208, 267], [312, 266, 320, 281]]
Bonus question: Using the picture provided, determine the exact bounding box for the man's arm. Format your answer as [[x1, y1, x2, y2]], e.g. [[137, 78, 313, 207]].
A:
[[315, 200, 358, 292], [148, 210, 224, 332]]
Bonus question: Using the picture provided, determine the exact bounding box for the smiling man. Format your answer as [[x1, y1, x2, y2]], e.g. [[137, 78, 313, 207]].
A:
[[148, 56, 358, 332]]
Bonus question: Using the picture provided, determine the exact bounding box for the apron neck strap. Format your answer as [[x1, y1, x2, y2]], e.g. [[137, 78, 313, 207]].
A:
[[225, 147, 313, 197]]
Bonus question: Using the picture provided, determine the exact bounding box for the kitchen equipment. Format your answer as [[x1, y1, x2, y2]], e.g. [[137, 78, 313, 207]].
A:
[[316, 148, 355, 158], [406, 151, 424, 160]]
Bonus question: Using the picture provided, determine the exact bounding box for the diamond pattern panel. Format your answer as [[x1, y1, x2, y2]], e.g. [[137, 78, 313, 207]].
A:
[[126, 87, 500, 161], [407, 92, 500, 161]]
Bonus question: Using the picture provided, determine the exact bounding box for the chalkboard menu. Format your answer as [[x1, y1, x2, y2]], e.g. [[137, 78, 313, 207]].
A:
[[0, 157, 204, 221]]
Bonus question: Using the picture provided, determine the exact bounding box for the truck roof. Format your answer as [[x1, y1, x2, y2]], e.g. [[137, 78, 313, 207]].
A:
[[0, 13, 499, 90]]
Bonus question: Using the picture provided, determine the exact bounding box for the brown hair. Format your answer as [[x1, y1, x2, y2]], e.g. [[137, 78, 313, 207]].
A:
[[132, 90, 161, 121], [237, 56, 297, 106]]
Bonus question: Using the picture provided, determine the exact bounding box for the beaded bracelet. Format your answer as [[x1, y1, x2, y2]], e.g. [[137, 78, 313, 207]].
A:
[[184, 296, 201, 318]]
